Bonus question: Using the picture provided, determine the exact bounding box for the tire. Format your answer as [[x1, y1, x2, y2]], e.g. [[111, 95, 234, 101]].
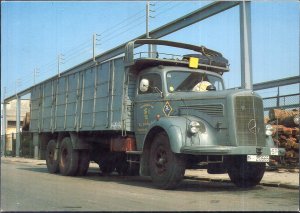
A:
[[226, 156, 265, 188], [76, 150, 90, 176], [46, 139, 59, 174], [149, 132, 186, 189], [59, 137, 79, 176]]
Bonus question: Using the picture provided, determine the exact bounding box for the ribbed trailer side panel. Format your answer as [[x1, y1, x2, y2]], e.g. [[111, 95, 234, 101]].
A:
[[29, 57, 134, 133], [30, 86, 42, 131]]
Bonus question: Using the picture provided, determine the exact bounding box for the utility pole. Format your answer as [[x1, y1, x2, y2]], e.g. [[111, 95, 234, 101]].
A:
[[93, 33, 101, 63], [146, 1, 156, 58], [33, 68, 39, 85], [146, 1, 150, 39], [2, 86, 6, 101], [1, 100, 7, 156], [16, 94, 21, 157], [15, 79, 21, 94], [57, 54, 65, 77]]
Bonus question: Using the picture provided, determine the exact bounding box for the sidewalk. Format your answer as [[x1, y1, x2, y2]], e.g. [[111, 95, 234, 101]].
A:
[[1, 156, 298, 190], [185, 168, 299, 190]]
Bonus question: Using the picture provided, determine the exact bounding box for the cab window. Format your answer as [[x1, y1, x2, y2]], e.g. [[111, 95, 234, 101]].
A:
[[138, 73, 162, 94]]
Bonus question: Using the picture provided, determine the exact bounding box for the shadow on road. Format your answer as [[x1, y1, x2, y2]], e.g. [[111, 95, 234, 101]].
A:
[[19, 167, 48, 173], [18, 165, 263, 193]]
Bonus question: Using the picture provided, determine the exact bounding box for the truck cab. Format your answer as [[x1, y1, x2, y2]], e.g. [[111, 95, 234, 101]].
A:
[[125, 39, 285, 189]]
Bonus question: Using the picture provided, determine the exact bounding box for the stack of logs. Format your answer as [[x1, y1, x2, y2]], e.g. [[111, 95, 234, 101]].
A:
[[265, 109, 299, 165]]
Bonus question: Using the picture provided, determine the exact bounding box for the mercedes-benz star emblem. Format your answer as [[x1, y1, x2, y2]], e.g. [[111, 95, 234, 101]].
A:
[[248, 119, 257, 134]]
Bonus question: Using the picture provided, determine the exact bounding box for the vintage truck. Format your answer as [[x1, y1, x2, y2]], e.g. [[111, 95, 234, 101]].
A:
[[29, 39, 284, 189]]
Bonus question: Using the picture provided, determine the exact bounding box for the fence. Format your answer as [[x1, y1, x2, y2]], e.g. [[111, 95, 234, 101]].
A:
[[1, 132, 34, 158], [262, 93, 300, 115]]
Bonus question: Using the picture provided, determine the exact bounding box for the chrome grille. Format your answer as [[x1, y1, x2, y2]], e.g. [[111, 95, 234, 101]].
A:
[[234, 96, 265, 146]]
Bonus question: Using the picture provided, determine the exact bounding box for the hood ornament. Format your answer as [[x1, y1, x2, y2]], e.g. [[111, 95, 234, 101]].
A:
[[248, 119, 257, 134]]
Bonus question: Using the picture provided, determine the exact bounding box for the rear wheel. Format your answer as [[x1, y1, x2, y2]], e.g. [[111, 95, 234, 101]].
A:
[[46, 139, 59, 173], [149, 132, 186, 189], [59, 137, 79, 176], [226, 156, 265, 188]]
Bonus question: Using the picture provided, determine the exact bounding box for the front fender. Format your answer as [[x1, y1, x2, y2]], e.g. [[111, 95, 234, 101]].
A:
[[145, 116, 188, 153]]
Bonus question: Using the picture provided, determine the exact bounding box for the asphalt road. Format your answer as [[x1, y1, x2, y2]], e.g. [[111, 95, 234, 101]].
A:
[[1, 160, 299, 211]]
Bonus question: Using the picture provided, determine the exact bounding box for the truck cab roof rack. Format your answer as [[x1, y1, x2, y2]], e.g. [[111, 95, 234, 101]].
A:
[[125, 39, 229, 74]]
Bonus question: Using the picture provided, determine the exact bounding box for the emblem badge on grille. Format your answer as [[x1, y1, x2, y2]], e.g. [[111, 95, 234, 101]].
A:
[[248, 119, 257, 134]]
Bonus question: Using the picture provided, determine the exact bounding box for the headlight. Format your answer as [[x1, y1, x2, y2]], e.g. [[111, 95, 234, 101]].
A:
[[265, 124, 274, 136], [189, 121, 201, 134]]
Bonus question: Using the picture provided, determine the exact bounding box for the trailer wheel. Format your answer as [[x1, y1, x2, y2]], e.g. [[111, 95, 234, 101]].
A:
[[59, 137, 79, 176], [76, 150, 90, 176], [149, 132, 186, 189], [46, 139, 59, 173], [227, 156, 265, 188]]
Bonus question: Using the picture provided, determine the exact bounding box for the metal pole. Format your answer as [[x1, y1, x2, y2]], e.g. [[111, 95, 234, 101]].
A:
[[2, 102, 7, 156], [146, 1, 151, 57], [276, 87, 280, 107], [57, 55, 60, 77], [240, 1, 253, 90], [146, 1, 157, 58], [16, 96, 21, 157], [93, 34, 96, 62], [34, 68, 36, 85], [33, 68, 39, 85]]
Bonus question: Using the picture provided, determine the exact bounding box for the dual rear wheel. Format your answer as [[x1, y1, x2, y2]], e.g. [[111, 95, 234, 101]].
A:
[[46, 137, 90, 176]]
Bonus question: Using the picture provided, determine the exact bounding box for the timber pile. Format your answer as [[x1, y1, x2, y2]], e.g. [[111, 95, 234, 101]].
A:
[[266, 109, 299, 166]]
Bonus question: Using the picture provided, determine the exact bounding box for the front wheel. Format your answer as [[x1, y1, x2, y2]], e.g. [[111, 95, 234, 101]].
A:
[[149, 132, 186, 189], [226, 156, 265, 188]]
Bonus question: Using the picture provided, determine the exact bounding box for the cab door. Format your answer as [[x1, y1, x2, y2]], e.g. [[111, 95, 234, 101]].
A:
[[134, 73, 164, 141]]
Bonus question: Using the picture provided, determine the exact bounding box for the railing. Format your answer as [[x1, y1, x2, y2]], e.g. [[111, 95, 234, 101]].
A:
[[262, 93, 300, 114]]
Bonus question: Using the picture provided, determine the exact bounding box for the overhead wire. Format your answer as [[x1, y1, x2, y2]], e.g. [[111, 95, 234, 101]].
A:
[[6, 2, 188, 96]]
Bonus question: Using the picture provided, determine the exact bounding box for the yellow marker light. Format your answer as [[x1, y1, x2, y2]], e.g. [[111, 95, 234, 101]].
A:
[[189, 57, 199, 68]]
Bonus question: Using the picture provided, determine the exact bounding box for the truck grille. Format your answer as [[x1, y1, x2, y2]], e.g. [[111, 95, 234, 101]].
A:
[[234, 96, 265, 147]]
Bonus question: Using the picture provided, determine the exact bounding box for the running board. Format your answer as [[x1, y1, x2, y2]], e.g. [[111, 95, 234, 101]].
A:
[[126, 151, 142, 155]]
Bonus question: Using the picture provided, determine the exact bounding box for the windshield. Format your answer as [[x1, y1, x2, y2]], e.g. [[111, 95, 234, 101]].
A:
[[166, 71, 224, 92]]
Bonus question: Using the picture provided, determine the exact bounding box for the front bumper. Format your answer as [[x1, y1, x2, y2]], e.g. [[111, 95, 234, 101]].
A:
[[181, 145, 285, 156]]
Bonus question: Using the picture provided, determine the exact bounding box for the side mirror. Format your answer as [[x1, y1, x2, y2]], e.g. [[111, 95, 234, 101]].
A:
[[206, 84, 216, 91], [140, 79, 149, 92]]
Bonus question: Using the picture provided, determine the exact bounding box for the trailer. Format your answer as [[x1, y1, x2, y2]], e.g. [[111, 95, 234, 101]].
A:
[[28, 39, 284, 189]]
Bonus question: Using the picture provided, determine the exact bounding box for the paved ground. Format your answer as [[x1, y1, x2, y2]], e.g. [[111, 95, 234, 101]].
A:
[[2, 157, 298, 190], [1, 157, 299, 211]]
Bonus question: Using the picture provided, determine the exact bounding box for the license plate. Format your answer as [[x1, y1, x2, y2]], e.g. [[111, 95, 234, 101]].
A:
[[247, 155, 269, 162], [270, 148, 279, 155]]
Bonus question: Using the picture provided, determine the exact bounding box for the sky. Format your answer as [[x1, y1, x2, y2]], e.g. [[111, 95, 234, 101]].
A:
[[1, 1, 299, 101]]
